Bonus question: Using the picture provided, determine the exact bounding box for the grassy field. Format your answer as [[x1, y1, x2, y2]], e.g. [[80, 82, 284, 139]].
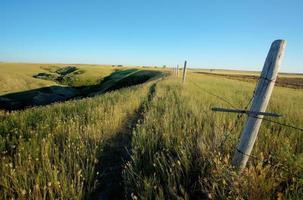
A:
[[0, 64, 302, 199], [0, 63, 162, 110], [0, 71, 161, 199], [194, 71, 303, 89], [194, 68, 303, 78], [0, 63, 115, 95], [124, 72, 303, 199]]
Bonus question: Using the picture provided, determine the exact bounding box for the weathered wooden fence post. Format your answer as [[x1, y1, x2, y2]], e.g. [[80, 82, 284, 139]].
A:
[[176, 65, 179, 77], [232, 40, 286, 169], [182, 61, 187, 83]]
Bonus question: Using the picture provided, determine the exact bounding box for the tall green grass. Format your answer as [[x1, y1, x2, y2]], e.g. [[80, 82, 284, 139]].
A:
[[1, 68, 302, 199], [124, 73, 303, 199], [0, 81, 154, 199]]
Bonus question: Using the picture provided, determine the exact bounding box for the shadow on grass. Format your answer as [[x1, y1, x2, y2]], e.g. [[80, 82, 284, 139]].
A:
[[0, 69, 163, 111], [90, 83, 158, 200], [0, 86, 79, 111]]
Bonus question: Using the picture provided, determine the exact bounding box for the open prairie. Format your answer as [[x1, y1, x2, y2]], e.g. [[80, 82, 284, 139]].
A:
[[0, 63, 302, 199], [2, 0, 303, 199], [194, 70, 303, 89], [0, 63, 115, 95]]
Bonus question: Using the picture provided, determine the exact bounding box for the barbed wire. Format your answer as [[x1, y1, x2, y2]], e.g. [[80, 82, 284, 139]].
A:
[[249, 70, 303, 132], [186, 78, 303, 180], [226, 76, 258, 134], [190, 77, 303, 133], [189, 81, 238, 148], [188, 78, 303, 174], [184, 71, 303, 181], [190, 81, 238, 109], [190, 76, 303, 135], [253, 116, 303, 132], [189, 80, 252, 150]]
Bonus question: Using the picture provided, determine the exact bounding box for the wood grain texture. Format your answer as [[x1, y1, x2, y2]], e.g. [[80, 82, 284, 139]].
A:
[[232, 40, 287, 169]]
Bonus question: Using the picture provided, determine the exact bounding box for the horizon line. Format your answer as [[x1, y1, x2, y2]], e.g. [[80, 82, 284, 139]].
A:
[[0, 60, 302, 74]]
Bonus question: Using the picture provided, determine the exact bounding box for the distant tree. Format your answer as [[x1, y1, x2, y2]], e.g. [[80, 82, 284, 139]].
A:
[[163, 65, 166, 68]]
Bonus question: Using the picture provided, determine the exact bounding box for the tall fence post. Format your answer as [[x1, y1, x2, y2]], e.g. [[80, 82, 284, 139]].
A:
[[182, 60, 187, 83], [176, 65, 179, 77], [232, 40, 287, 169]]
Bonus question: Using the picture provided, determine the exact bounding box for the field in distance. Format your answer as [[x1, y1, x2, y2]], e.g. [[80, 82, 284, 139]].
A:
[[0, 63, 302, 199], [193, 68, 303, 89], [0, 63, 161, 110]]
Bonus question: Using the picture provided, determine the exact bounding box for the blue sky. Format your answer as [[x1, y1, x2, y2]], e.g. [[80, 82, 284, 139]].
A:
[[1, 0, 303, 72]]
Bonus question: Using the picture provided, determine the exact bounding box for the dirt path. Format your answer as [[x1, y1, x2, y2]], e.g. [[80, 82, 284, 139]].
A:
[[90, 82, 158, 200]]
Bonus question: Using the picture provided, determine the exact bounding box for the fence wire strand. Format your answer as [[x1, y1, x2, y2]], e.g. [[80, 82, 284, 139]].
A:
[[188, 78, 303, 177], [190, 79, 303, 133]]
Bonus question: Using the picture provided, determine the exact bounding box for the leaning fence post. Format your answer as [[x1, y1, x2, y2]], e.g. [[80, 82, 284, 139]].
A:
[[232, 40, 286, 169], [182, 61, 187, 83]]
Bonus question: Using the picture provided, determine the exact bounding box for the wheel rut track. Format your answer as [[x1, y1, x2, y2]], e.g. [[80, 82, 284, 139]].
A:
[[90, 81, 158, 200]]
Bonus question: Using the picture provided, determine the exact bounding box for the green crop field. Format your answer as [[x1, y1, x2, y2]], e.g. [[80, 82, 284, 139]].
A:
[[0, 63, 302, 199]]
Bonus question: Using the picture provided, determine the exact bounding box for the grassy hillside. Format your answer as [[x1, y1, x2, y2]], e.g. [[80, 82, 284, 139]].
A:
[[0, 64, 162, 110], [0, 64, 302, 199], [0, 63, 114, 95]]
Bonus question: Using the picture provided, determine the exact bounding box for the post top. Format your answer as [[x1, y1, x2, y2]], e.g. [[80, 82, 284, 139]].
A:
[[274, 39, 286, 42], [272, 39, 287, 46]]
